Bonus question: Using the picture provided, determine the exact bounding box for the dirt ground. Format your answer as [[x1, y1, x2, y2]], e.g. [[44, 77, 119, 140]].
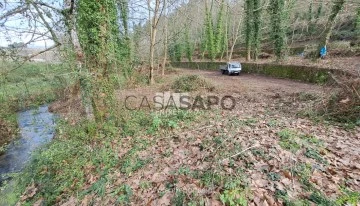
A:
[[54, 68, 360, 205], [113, 69, 359, 205]]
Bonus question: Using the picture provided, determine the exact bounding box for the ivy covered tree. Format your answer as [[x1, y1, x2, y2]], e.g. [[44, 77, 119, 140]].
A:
[[307, 1, 315, 34], [77, 0, 124, 123], [214, 0, 225, 56], [117, 0, 132, 77], [355, 6, 360, 37], [244, 0, 263, 61], [317, 0, 345, 59], [315, 1, 324, 21], [169, 41, 183, 62], [269, 0, 286, 60], [204, 0, 216, 61]]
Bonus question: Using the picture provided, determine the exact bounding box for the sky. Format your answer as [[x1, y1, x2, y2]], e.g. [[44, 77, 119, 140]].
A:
[[0, 0, 58, 48], [0, 0, 186, 48]]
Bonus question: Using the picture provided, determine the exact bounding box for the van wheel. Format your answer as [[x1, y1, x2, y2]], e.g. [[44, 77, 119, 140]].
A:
[[222, 70, 225, 74]]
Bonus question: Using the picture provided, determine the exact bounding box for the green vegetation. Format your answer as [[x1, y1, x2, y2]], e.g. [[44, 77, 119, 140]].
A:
[[171, 75, 214, 92], [244, 0, 263, 61], [269, 0, 286, 59], [170, 61, 337, 84], [356, 7, 360, 36], [317, 0, 346, 58], [244, 0, 254, 61], [277, 129, 328, 164], [1, 0, 359, 205], [184, 26, 195, 62], [1, 108, 201, 205], [220, 189, 248, 206], [277, 129, 301, 153], [204, 1, 216, 61], [0, 62, 72, 149], [0, 62, 72, 110], [169, 42, 183, 62], [214, 0, 226, 56]]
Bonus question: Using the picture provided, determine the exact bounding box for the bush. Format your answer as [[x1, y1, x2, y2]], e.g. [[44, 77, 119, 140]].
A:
[[171, 75, 214, 92], [319, 74, 360, 123]]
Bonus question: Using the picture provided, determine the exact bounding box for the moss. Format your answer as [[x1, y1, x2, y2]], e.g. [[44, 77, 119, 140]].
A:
[[170, 62, 353, 85]]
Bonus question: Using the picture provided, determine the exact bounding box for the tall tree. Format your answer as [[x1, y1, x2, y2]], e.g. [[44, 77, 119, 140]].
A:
[[147, 0, 162, 85], [252, 0, 262, 61], [204, 0, 216, 61], [64, 0, 94, 120], [214, 0, 225, 56], [244, 0, 254, 61], [161, 0, 168, 76], [185, 26, 194, 62], [77, 0, 121, 123], [317, 0, 345, 59], [269, 0, 286, 60], [315, 1, 323, 21], [355, 6, 360, 37], [228, 6, 242, 61]]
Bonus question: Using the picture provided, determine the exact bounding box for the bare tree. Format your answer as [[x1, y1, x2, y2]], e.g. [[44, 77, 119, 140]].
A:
[[161, 0, 168, 76], [147, 0, 163, 84]]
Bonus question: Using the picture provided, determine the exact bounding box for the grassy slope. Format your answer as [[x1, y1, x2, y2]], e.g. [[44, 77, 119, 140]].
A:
[[0, 62, 72, 151]]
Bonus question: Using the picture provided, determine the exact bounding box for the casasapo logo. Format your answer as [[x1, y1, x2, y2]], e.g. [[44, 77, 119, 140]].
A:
[[125, 92, 236, 111]]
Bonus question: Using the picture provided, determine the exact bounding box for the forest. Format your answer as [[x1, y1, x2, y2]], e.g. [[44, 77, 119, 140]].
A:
[[0, 0, 359, 205]]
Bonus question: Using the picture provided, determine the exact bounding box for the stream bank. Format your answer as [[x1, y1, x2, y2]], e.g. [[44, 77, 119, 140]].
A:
[[0, 105, 56, 186]]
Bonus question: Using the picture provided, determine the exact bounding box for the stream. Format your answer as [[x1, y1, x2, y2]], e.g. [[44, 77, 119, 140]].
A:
[[0, 105, 56, 185]]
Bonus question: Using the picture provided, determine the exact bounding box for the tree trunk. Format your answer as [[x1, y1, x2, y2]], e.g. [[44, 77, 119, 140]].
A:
[[252, 0, 262, 61], [245, 0, 253, 61], [162, 0, 168, 76], [148, 0, 160, 85], [317, 0, 345, 58], [64, 0, 94, 120], [228, 17, 242, 61]]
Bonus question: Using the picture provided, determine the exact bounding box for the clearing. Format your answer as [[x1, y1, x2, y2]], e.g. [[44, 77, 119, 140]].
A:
[[51, 68, 359, 205]]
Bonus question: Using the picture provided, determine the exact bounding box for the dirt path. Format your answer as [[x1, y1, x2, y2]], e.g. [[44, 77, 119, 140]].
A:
[[177, 68, 325, 96]]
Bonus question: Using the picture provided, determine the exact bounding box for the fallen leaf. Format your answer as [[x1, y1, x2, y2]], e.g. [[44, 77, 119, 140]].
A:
[[20, 183, 38, 201], [60, 196, 77, 206]]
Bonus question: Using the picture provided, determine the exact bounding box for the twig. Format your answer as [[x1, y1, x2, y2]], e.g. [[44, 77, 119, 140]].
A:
[[352, 85, 360, 100], [220, 144, 259, 163]]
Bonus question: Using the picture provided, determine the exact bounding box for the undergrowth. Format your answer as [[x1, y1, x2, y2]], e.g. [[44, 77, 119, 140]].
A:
[[0, 62, 72, 150], [319, 75, 360, 124], [0, 108, 201, 205], [171, 75, 214, 92]]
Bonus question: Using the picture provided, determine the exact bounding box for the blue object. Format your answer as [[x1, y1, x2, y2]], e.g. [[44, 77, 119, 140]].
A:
[[320, 46, 327, 58]]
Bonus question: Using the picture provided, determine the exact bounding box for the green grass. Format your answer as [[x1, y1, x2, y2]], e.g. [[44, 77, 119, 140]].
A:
[[0, 107, 204, 205], [0, 61, 73, 150], [277, 129, 301, 153], [0, 62, 72, 109]]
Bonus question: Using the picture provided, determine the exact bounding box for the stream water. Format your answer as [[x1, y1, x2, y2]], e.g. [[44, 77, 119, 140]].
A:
[[0, 105, 56, 185]]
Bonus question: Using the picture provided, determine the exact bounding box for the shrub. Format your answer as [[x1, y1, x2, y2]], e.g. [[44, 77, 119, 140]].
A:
[[171, 75, 214, 92], [319, 74, 360, 123]]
